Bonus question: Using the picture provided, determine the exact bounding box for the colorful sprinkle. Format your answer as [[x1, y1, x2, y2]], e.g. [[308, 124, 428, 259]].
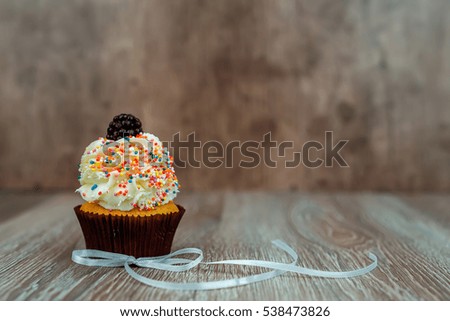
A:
[[79, 134, 180, 210]]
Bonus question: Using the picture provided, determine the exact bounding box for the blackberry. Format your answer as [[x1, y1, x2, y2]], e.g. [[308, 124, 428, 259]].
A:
[[106, 113, 143, 140]]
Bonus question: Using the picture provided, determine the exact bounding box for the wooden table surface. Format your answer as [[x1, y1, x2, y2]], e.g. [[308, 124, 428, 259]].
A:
[[0, 191, 449, 300]]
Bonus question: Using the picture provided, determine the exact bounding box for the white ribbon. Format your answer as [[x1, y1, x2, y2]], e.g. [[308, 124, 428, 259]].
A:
[[72, 240, 378, 290]]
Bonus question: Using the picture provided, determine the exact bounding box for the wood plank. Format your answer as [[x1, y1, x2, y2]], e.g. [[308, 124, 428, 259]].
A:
[[0, 191, 51, 224], [1, 0, 450, 192], [0, 192, 448, 300]]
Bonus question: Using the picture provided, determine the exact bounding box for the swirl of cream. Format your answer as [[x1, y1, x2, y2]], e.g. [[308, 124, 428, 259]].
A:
[[76, 133, 179, 211]]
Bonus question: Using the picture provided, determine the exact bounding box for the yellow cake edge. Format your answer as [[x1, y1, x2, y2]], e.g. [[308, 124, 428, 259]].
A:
[[80, 201, 179, 217]]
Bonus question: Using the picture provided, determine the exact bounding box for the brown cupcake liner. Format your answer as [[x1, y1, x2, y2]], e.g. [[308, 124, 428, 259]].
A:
[[74, 204, 185, 257]]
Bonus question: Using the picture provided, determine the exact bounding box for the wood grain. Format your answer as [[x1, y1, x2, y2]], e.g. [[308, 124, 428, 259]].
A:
[[1, 0, 450, 192], [0, 192, 448, 300]]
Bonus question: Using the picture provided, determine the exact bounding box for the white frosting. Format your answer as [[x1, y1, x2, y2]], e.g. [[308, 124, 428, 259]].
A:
[[76, 133, 179, 211]]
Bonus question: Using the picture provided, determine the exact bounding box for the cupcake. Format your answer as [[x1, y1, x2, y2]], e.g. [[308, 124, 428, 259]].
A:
[[74, 114, 184, 257]]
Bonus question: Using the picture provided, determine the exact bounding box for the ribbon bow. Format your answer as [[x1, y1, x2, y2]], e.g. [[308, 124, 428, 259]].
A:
[[72, 240, 378, 290]]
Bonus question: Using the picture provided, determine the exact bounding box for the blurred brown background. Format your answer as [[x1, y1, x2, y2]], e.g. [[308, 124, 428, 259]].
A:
[[0, 0, 449, 192]]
